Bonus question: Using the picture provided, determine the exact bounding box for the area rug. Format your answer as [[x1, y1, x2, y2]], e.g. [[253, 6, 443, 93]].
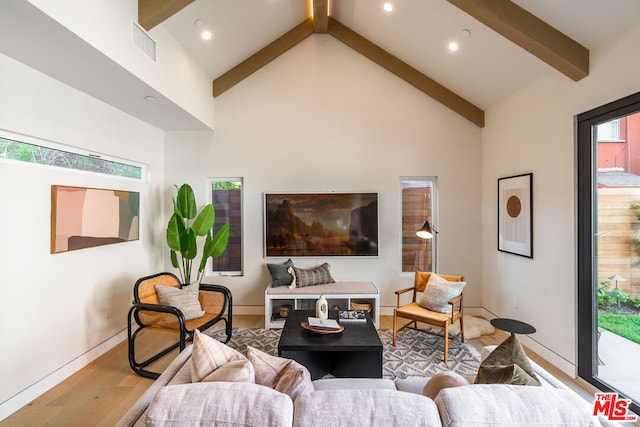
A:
[[206, 327, 480, 379]]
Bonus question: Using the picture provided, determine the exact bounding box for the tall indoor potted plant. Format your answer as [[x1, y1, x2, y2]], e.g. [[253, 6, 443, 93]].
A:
[[166, 183, 230, 284]]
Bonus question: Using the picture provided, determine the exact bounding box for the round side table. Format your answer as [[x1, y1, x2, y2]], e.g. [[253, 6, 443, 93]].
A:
[[490, 318, 536, 336]]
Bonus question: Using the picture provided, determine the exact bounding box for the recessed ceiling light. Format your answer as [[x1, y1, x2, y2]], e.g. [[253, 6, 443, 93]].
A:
[[194, 18, 212, 40], [144, 95, 156, 101], [448, 42, 459, 52], [461, 29, 471, 37], [383, 2, 393, 12]]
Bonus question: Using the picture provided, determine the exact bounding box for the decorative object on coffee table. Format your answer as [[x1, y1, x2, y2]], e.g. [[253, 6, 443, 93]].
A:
[[301, 320, 344, 334], [339, 310, 367, 321], [316, 295, 328, 319]]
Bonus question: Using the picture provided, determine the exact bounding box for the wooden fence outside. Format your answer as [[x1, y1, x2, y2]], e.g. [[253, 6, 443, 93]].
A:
[[597, 187, 640, 297]]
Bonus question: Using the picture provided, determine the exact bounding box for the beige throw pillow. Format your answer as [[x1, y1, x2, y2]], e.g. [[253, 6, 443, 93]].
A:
[[191, 329, 255, 383], [417, 274, 466, 314], [422, 371, 470, 400], [247, 346, 313, 401], [155, 284, 204, 320]]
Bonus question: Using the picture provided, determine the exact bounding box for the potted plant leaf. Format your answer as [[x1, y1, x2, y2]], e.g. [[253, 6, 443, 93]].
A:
[[166, 183, 230, 284]]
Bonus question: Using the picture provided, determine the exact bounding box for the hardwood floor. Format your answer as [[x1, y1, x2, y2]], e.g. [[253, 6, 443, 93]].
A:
[[0, 315, 600, 426]]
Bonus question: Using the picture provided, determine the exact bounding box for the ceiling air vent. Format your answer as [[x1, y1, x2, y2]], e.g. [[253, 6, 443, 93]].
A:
[[132, 22, 156, 61]]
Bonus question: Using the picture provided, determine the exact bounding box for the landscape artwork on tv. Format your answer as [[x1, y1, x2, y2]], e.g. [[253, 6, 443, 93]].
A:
[[264, 193, 378, 257]]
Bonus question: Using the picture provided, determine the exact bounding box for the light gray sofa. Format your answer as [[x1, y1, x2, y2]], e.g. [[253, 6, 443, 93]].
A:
[[117, 345, 621, 427]]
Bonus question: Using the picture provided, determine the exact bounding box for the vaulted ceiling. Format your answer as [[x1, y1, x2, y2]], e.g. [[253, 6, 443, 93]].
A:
[[140, 0, 640, 128]]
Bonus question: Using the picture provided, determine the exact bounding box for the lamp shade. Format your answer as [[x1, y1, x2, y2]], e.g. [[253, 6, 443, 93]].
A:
[[416, 221, 435, 239]]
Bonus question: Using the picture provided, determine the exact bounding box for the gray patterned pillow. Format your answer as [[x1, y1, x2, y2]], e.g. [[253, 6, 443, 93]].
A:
[[293, 263, 335, 287]]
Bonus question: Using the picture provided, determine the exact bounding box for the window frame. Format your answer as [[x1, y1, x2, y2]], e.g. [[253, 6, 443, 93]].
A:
[[596, 119, 623, 142], [208, 177, 243, 276], [0, 129, 145, 181], [577, 91, 640, 415], [400, 176, 438, 275]]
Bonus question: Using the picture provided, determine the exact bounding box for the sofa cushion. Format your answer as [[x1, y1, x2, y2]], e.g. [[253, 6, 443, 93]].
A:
[[435, 384, 599, 426], [267, 259, 294, 287], [145, 382, 293, 427], [247, 346, 313, 401], [313, 378, 397, 391], [293, 263, 335, 287], [475, 334, 540, 386], [417, 274, 466, 314], [191, 329, 255, 383], [155, 284, 204, 320], [293, 389, 441, 427], [423, 371, 471, 400]]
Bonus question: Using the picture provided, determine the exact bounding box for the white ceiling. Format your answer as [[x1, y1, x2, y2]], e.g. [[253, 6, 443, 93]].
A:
[[162, 0, 640, 110], [3, 1, 640, 132]]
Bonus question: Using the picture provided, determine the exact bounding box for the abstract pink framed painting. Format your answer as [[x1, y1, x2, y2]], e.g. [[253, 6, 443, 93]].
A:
[[51, 185, 140, 253]]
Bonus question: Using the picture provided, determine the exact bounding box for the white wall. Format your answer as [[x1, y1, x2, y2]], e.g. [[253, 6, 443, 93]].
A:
[[481, 21, 640, 375], [0, 53, 166, 419], [26, 0, 215, 129], [165, 34, 483, 314]]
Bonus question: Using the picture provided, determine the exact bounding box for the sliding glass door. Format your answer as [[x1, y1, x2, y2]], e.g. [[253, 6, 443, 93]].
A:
[[577, 92, 640, 415]]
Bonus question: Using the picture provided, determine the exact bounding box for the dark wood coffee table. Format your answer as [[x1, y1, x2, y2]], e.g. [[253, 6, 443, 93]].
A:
[[278, 310, 382, 380]]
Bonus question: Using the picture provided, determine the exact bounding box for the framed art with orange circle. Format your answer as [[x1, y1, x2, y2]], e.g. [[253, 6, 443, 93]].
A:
[[498, 173, 533, 258]]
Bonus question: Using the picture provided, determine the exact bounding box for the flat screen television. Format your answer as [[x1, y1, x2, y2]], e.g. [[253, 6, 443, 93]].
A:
[[264, 192, 378, 257]]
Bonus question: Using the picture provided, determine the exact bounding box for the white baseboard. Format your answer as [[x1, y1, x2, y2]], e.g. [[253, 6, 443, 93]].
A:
[[0, 329, 127, 422]]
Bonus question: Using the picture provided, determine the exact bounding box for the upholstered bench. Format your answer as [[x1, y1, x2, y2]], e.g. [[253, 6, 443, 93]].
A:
[[264, 281, 380, 329]]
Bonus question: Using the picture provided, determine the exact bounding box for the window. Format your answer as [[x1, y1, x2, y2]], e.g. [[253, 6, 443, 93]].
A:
[[210, 178, 243, 275], [0, 132, 143, 179], [401, 177, 437, 273], [596, 119, 621, 141], [577, 92, 640, 415]]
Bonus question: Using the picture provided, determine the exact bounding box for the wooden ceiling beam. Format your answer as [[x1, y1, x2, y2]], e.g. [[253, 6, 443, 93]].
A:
[[313, 0, 329, 33], [213, 18, 314, 97], [138, 0, 194, 31], [447, 0, 589, 81], [327, 17, 484, 127]]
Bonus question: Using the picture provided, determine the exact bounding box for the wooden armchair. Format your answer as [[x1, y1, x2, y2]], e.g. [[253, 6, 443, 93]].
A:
[[127, 272, 232, 378], [393, 272, 464, 362]]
